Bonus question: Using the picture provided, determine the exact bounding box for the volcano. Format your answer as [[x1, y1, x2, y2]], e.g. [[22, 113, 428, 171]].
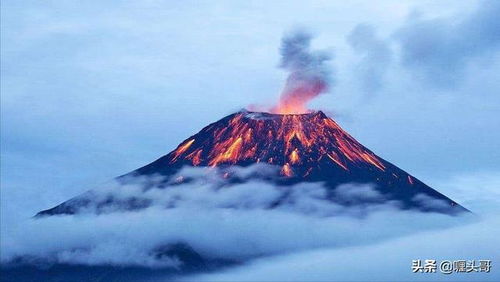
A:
[[38, 110, 468, 216]]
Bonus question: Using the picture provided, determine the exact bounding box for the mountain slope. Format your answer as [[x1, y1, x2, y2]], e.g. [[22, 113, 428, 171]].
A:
[[37, 110, 468, 216]]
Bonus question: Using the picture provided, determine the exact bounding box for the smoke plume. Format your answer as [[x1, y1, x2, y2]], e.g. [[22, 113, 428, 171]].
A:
[[273, 30, 332, 114]]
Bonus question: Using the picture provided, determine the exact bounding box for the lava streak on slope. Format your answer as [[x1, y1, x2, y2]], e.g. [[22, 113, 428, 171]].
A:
[[165, 110, 385, 178]]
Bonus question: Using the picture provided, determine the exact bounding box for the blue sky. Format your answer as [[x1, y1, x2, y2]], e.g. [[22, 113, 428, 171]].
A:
[[1, 0, 500, 219]]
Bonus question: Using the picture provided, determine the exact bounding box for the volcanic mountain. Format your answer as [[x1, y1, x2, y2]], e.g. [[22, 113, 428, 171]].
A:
[[38, 110, 468, 216]]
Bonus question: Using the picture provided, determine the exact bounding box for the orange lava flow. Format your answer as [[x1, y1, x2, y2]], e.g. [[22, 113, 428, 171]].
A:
[[186, 149, 202, 166], [171, 139, 195, 162], [281, 163, 293, 177], [327, 152, 348, 171], [209, 137, 243, 166], [289, 149, 299, 164], [167, 111, 387, 176]]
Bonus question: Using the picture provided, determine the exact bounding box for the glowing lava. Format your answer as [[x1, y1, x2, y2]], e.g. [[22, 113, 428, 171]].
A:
[[167, 110, 385, 177], [289, 149, 299, 164]]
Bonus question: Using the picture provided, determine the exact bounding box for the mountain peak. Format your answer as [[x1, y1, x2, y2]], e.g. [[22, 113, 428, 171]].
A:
[[137, 110, 359, 172], [37, 110, 469, 216], [240, 109, 327, 119]]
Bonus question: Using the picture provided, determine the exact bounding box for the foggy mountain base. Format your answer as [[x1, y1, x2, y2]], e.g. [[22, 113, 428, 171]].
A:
[[3, 166, 498, 281]]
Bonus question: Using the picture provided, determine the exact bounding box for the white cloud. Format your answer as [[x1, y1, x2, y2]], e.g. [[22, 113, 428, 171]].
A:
[[1, 167, 476, 270], [185, 216, 500, 281], [412, 193, 451, 211]]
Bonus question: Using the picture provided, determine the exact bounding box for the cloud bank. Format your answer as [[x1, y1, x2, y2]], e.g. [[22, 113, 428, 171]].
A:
[[394, 0, 500, 88], [186, 216, 500, 281], [347, 24, 392, 93], [1, 166, 474, 271]]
